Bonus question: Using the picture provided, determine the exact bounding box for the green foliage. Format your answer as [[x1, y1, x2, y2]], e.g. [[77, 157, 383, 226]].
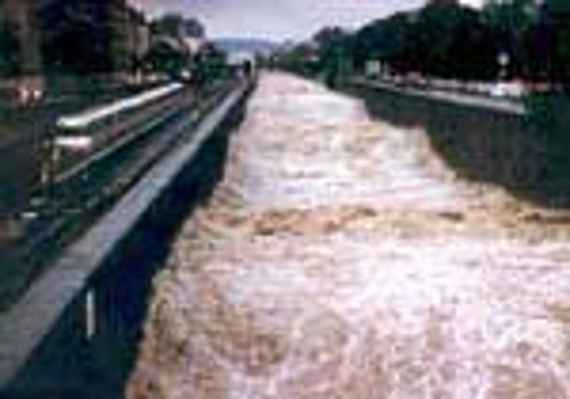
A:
[[276, 43, 321, 77], [416, 4, 497, 78], [354, 13, 416, 72], [279, 0, 568, 85], [351, 2, 503, 80], [145, 41, 187, 77], [313, 27, 353, 86], [195, 43, 228, 82], [545, 0, 570, 82], [150, 14, 206, 41], [184, 18, 206, 38], [272, 0, 570, 87], [151, 13, 185, 38]]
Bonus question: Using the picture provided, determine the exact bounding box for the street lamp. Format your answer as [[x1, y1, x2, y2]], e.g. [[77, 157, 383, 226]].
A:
[[498, 51, 510, 81], [490, 51, 511, 97]]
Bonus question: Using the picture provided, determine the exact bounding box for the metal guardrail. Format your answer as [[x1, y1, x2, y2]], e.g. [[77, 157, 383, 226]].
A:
[[350, 77, 527, 116]]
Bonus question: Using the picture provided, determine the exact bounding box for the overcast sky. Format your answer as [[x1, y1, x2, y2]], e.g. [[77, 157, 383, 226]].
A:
[[131, 0, 484, 42]]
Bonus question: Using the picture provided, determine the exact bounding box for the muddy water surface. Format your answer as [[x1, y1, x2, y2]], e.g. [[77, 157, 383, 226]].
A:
[[128, 73, 570, 398]]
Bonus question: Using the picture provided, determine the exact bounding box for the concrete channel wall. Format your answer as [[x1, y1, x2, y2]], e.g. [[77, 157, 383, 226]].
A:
[[349, 79, 570, 208], [0, 81, 253, 397]]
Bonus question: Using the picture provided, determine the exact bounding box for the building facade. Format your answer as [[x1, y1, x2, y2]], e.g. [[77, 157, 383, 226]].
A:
[[38, 0, 149, 75], [0, 0, 42, 76], [0, 0, 43, 100], [0, 0, 150, 98]]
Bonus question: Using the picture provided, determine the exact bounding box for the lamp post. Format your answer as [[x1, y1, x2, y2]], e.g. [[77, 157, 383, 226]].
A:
[[498, 51, 510, 81]]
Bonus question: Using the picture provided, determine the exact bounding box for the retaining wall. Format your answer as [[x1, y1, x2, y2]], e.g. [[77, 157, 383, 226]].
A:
[[351, 82, 570, 207]]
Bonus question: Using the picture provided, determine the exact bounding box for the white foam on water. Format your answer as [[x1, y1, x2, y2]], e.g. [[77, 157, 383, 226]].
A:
[[128, 73, 570, 399]]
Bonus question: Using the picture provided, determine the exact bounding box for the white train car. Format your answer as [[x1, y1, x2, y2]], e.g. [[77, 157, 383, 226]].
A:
[[55, 82, 183, 150], [42, 82, 184, 187]]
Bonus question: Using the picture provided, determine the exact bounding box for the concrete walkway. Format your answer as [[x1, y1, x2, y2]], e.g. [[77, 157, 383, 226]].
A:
[[350, 77, 527, 116], [128, 73, 570, 399]]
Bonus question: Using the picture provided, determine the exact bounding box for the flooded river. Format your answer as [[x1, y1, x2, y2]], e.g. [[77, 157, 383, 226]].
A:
[[128, 73, 570, 398]]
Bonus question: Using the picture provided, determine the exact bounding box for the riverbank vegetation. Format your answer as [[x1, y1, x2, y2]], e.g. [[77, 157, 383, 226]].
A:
[[277, 0, 570, 86]]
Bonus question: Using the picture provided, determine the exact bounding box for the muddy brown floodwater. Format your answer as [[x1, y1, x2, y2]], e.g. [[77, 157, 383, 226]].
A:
[[127, 73, 570, 398]]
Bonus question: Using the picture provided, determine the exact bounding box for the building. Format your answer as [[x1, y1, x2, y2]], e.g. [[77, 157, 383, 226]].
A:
[[127, 7, 151, 68], [38, 0, 149, 76], [0, 0, 43, 102], [0, 0, 42, 75], [0, 0, 151, 99], [108, 3, 150, 82]]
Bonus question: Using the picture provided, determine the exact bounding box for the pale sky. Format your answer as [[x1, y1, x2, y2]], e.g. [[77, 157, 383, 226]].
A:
[[131, 0, 485, 42]]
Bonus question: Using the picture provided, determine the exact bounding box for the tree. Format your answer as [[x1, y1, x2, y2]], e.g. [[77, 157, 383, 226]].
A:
[[184, 18, 206, 38], [375, 13, 417, 73], [482, 0, 541, 78], [151, 13, 185, 38], [543, 0, 570, 83], [415, 2, 494, 78], [354, 4, 497, 80], [193, 42, 227, 84], [38, 2, 118, 73], [145, 39, 187, 77], [148, 13, 209, 78], [312, 27, 353, 86], [275, 42, 320, 77], [285, 0, 568, 84], [442, 5, 498, 79]]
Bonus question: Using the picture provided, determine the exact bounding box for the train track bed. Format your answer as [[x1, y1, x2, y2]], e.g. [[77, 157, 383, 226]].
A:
[[0, 83, 167, 225], [0, 79, 239, 312]]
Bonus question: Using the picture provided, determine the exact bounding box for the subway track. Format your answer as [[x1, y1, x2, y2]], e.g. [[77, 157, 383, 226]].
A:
[[0, 79, 239, 311], [0, 86, 159, 215]]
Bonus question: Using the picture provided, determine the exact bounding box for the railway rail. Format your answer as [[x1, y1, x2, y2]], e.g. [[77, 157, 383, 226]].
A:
[[0, 84, 165, 220], [0, 78, 240, 310]]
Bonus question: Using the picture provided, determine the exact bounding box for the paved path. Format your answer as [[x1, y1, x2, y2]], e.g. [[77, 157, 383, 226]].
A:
[[128, 73, 570, 398], [350, 77, 527, 116]]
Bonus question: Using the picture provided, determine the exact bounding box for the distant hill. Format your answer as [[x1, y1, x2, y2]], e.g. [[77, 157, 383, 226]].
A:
[[213, 38, 278, 56]]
